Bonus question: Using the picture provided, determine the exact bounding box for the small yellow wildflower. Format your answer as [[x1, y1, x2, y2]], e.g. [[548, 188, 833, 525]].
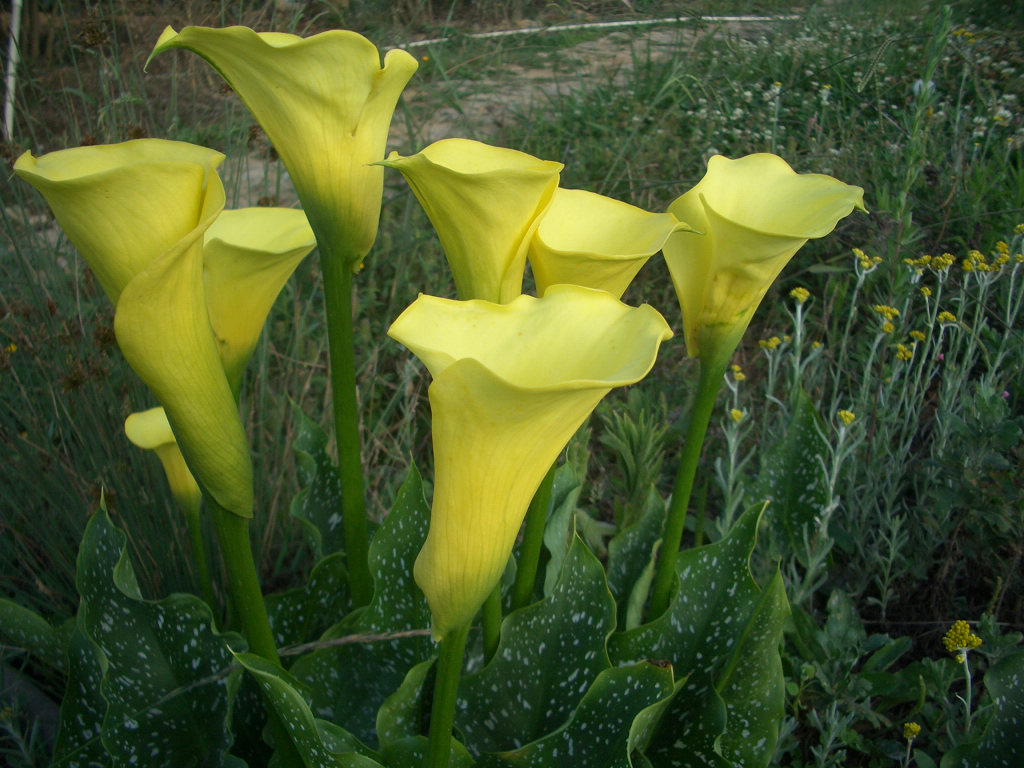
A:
[[790, 286, 810, 303], [873, 304, 900, 321], [937, 311, 957, 324], [759, 336, 782, 350], [854, 247, 882, 271], [881, 321, 895, 334], [4, 343, 15, 354], [996, 240, 1010, 257], [931, 253, 955, 270], [909, 330, 926, 342], [730, 364, 745, 381], [920, 286, 932, 297], [1014, 223, 1024, 235], [730, 409, 745, 423], [838, 410, 856, 426], [943, 620, 982, 656], [905, 254, 932, 268], [811, 341, 822, 349], [903, 722, 921, 741], [896, 343, 914, 361]]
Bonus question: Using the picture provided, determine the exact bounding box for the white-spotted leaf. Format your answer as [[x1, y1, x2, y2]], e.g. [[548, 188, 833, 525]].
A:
[[456, 533, 615, 753]]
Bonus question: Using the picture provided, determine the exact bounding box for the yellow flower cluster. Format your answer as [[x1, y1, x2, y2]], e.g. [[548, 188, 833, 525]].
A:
[[937, 311, 958, 324], [854, 247, 882, 271], [838, 410, 856, 426], [731, 364, 746, 381], [920, 286, 932, 297], [903, 722, 921, 741], [942, 620, 982, 655], [790, 286, 810, 303], [1014, 222, 1024, 235], [896, 343, 914, 361], [759, 336, 782, 350], [873, 304, 900, 321], [730, 408, 745, 423], [909, 330, 926, 342]]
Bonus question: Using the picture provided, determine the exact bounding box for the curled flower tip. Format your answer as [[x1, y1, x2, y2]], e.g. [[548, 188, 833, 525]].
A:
[[903, 722, 921, 742], [942, 619, 982, 654]]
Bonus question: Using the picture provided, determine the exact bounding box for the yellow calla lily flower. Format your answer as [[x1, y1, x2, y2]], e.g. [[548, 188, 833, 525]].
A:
[[528, 187, 692, 298], [663, 153, 865, 369], [149, 26, 418, 269], [125, 407, 202, 517], [12, 140, 225, 303], [203, 207, 316, 396], [381, 139, 563, 302], [388, 284, 672, 636], [113, 168, 254, 518]]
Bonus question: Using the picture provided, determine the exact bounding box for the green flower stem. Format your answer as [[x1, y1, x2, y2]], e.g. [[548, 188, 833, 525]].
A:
[[208, 499, 278, 662], [482, 585, 501, 663], [183, 501, 215, 610], [511, 462, 556, 610], [962, 654, 974, 735], [426, 623, 471, 768], [319, 245, 372, 608], [208, 499, 303, 766], [648, 355, 729, 619]]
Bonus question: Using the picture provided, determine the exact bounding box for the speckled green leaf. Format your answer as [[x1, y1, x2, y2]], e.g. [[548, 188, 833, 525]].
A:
[[606, 488, 666, 615], [541, 462, 584, 596], [456, 534, 615, 753], [376, 659, 433, 745], [290, 404, 347, 558], [234, 652, 382, 768], [52, 620, 110, 768], [478, 662, 676, 767], [941, 649, 1024, 768], [76, 510, 242, 767], [267, 553, 349, 649], [752, 389, 827, 565], [610, 505, 789, 767], [0, 598, 71, 672], [291, 465, 433, 746], [380, 736, 475, 768]]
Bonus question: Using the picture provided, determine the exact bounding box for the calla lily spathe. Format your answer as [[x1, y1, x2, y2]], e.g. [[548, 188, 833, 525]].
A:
[[203, 207, 316, 396], [125, 407, 202, 516], [12, 140, 225, 303], [528, 187, 692, 299], [663, 154, 865, 369], [111, 168, 258, 517], [149, 25, 418, 269], [381, 139, 563, 302], [388, 285, 672, 637]]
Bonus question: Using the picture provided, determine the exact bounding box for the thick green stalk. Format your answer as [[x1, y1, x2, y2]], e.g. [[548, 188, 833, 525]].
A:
[[319, 245, 372, 607], [426, 623, 471, 768], [481, 586, 501, 663], [183, 501, 215, 610], [208, 499, 279, 662], [510, 462, 556, 610], [648, 356, 729, 619], [208, 499, 303, 766]]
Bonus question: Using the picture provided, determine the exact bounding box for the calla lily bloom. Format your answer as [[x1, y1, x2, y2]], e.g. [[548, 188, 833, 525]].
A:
[[381, 139, 563, 302], [388, 285, 672, 636], [125, 407, 202, 517], [528, 187, 693, 298], [663, 154, 865, 369], [12, 140, 225, 303], [113, 169, 256, 518], [149, 26, 418, 269], [203, 207, 316, 396]]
